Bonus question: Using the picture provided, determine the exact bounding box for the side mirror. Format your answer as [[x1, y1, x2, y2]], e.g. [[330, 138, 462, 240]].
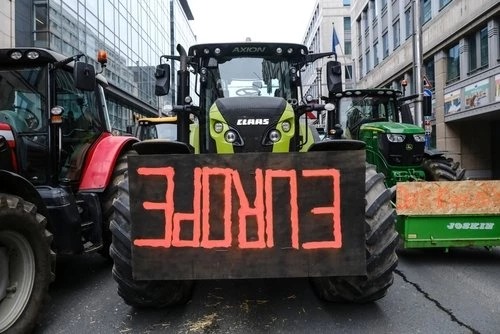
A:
[[400, 104, 414, 124], [326, 61, 342, 94], [423, 95, 432, 117], [74, 61, 96, 91], [155, 63, 171, 96]]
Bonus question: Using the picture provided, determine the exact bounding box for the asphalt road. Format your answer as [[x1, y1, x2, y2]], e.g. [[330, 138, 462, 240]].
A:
[[34, 247, 500, 334]]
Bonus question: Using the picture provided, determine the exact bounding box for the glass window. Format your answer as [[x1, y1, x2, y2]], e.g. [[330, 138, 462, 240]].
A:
[[345, 65, 353, 80], [345, 41, 352, 54], [344, 17, 351, 31], [439, 0, 452, 9], [447, 44, 460, 82], [469, 33, 477, 70], [55, 69, 104, 181], [0, 67, 48, 183], [469, 27, 489, 72], [424, 58, 434, 87], [383, 32, 389, 58], [371, 0, 377, 20], [393, 20, 400, 48], [366, 49, 371, 71], [422, 0, 431, 23], [480, 27, 489, 67], [34, 3, 49, 43], [374, 41, 379, 66], [343, 0, 351, 6], [405, 8, 412, 39]]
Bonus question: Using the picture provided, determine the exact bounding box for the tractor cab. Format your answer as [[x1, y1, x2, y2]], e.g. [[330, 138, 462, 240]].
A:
[[154, 42, 340, 154], [0, 48, 111, 186]]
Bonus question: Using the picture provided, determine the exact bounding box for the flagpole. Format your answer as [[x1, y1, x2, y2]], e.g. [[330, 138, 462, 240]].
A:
[[331, 22, 353, 89]]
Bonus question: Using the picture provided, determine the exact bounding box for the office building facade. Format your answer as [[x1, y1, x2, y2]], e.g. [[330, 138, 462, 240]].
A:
[[1, 0, 196, 134], [302, 0, 354, 99], [351, 0, 500, 179]]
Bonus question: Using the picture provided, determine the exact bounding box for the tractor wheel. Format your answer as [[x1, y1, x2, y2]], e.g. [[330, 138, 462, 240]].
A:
[[422, 155, 466, 181], [99, 150, 137, 259], [310, 164, 399, 303], [0, 193, 55, 333], [109, 177, 194, 308]]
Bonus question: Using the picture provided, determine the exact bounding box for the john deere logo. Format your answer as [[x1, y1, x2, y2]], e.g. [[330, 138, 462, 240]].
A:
[[405, 143, 413, 151]]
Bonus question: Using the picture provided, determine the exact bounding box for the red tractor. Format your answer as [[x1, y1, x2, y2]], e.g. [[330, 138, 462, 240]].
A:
[[0, 48, 138, 333]]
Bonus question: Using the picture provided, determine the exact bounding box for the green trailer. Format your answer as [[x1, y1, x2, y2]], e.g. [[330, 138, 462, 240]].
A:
[[396, 180, 500, 249]]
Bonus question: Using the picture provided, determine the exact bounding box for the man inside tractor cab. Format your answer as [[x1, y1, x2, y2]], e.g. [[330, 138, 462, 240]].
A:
[[345, 102, 368, 139]]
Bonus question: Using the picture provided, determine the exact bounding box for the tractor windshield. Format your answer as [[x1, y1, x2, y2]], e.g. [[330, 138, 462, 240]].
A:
[[0, 67, 48, 134], [0, 67, 49, 184], [339, 95, 399, 139], [201, 57, 292, 110], [137, 122, 177, 141]]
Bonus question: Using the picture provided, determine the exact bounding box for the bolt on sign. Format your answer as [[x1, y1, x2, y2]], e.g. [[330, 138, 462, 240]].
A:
[[128, 150, 366, 280]]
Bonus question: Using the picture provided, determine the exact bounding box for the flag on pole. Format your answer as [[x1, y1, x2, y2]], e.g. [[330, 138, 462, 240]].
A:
[[332, 23, 340, 52]]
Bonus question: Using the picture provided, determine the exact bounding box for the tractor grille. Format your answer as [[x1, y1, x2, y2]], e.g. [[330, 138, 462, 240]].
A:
[[215, 97, 287, 153], [378, 134, 424, 166]]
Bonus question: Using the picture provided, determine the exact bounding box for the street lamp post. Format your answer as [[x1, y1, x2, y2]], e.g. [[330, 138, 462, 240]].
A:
[[413, 0, 424, 128]]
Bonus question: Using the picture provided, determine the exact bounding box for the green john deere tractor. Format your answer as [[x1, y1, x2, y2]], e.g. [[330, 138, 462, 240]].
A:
[[329, 88, 465, 188], [325, 89, 499, 250]]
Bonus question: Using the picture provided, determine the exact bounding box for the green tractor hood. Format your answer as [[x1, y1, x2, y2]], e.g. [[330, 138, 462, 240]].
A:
[[360, 122, 426, 187], [360, 121, 424, 135]]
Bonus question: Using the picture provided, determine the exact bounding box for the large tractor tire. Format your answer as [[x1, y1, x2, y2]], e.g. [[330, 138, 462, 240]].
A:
[[423, 155, 466, 181], [0, 193, 55, 333], [310, 164, 399, 303], [109, 177, 194, 308], [99, 150, 137, 259]]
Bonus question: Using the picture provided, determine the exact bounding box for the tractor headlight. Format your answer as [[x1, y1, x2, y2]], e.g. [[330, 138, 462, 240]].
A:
[[386, 134, 405, 143], [214, 122, 224, 133], [225, 130, 237, 143], [268, 129, 281, 142], [413, 134, 426, 142], [27, 51, 40, 59], [10, 51, 22, 60], [281, 121, 291, 132]]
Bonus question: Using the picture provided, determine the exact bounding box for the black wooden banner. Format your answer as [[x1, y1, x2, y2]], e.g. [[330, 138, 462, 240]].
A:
[[129, 150, 366, 280]]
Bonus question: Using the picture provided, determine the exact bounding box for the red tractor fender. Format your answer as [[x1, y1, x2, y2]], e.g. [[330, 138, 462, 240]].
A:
[[0, 122, 18, 171], [79, 133, 138, 192]]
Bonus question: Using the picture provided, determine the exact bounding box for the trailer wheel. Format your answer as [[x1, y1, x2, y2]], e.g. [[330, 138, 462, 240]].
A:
[[0, 193, 54, 333], [310, 164, 399, 303], [423, 156, 466, 181], [109, 177, 194, 308], [100, 150, 137, 259]]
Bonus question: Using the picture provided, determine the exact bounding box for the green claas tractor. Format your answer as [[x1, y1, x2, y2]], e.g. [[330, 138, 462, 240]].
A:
[[109, 42, 399, 307], [325, 89, 500, 250]]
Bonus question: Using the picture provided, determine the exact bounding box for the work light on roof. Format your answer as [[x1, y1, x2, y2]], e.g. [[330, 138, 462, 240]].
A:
[[27, 51, 40, 59], [214, 48, 221, 55], [203, 48, 210, 55], [276, 47, 283, 54], [10, 51, 22, 60], [287, 48, 293, 54]]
